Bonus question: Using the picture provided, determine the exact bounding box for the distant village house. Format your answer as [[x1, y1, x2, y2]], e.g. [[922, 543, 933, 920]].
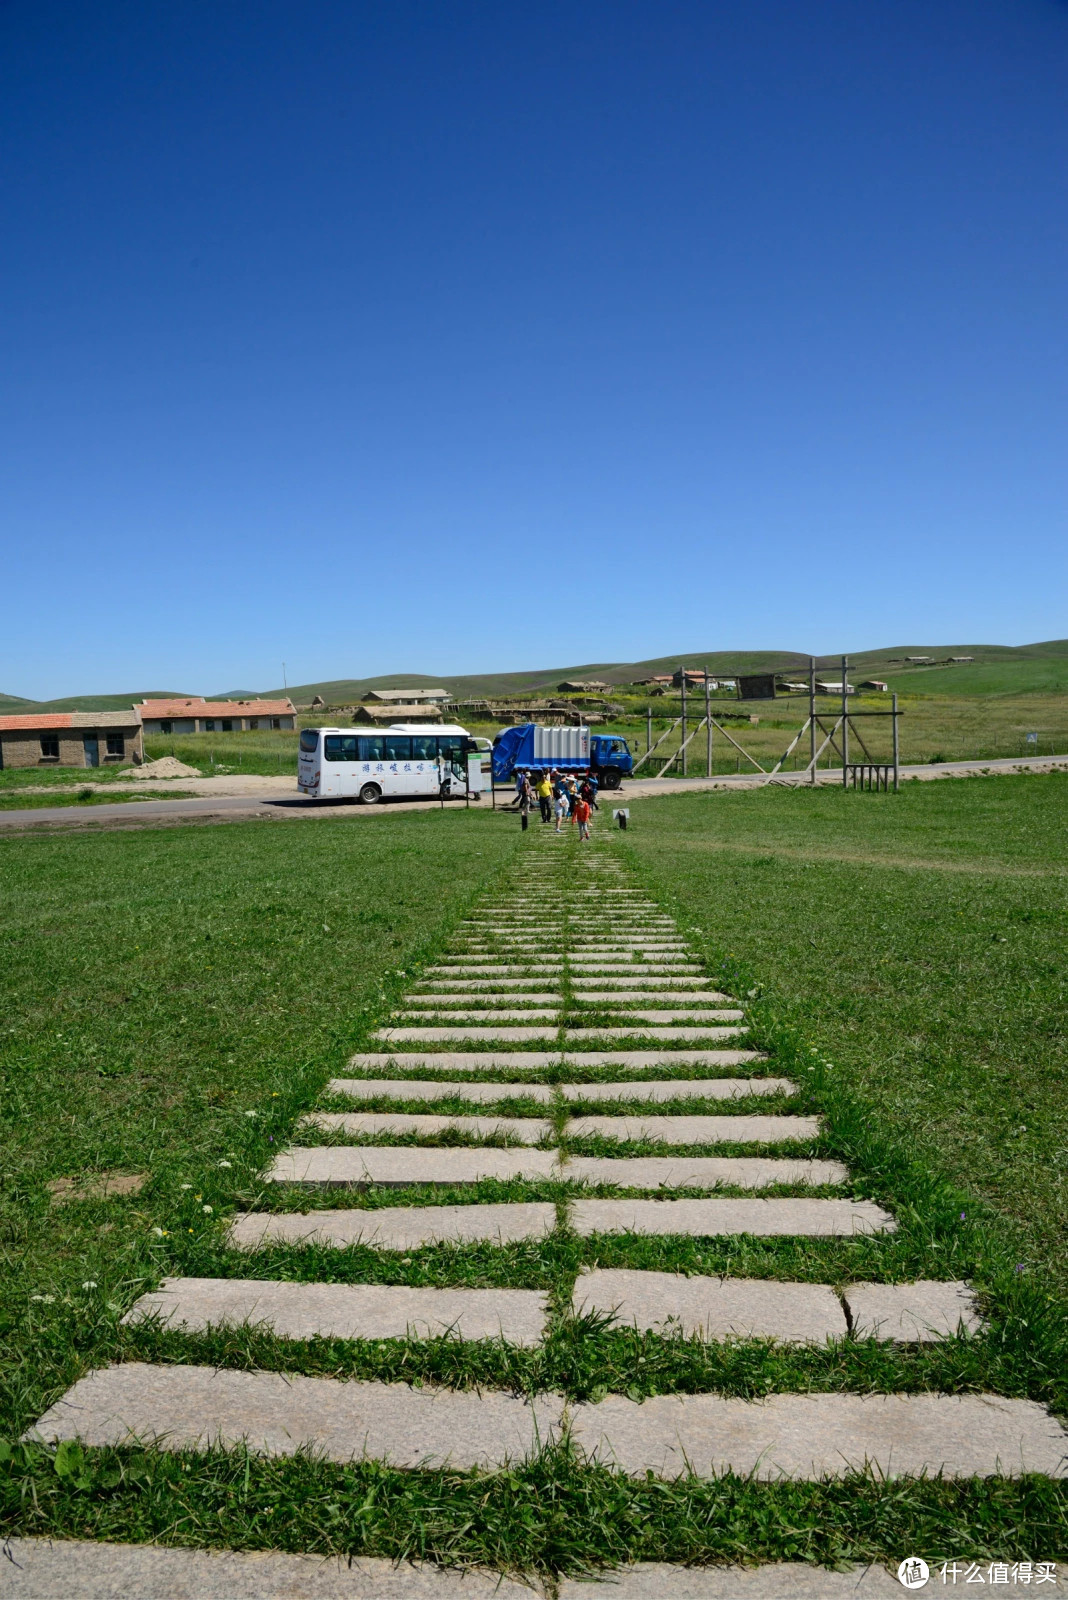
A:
[[137, 698, 296, 734], [0, 711, 143, 770], [362, 688, 451, 705]]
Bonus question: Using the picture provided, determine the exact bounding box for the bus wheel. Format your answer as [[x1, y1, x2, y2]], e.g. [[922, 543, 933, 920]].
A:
[[359, 783, 382, 804]]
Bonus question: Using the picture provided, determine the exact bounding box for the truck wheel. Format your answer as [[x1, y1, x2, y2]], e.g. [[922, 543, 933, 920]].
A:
[[359, 783, 382, 804], [599, 769, 622, 790]]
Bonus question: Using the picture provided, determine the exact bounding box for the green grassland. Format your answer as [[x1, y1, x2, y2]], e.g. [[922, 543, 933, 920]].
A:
[[2, 778, 1068, 1568], [0, 789, 196, 811], [621, 776, 1068, 1286]]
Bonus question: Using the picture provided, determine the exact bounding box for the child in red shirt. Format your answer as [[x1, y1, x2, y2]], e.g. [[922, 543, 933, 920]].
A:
[[573, 796, 592, 840]]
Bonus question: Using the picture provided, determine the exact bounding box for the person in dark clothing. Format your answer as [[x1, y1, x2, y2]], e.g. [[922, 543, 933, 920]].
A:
[[518, 774, 533, 830], [580, 773, 599, 811]]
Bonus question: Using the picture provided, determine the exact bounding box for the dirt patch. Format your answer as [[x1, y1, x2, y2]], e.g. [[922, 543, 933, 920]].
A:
[[118, 756, 202, 780], [48, 1171, 148, 1204]]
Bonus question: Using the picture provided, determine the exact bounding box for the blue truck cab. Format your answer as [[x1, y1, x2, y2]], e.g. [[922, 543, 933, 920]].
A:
[[491, 724, 634, 789]]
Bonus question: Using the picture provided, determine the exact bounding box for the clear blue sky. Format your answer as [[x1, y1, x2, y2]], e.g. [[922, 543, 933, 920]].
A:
[[2, 0, 1066, 698]]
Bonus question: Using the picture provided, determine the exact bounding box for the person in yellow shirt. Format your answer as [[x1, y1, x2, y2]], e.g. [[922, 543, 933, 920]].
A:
[[536, 772, 553, 824]]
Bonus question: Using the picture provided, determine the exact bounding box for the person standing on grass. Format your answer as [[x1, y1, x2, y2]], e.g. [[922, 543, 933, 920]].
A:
[[566, 775, 579, 816], [580, 772, 599, 811], [518, 773, 533, 830], [553, 784, 568, 833], [536, 771, 553, 823], [574, 793, 592, 841]]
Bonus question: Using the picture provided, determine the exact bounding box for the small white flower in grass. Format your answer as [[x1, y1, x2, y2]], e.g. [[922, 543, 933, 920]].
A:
[[400, 1257, 413, 1266], [180, 1183, 192, 1190], [202, 1205, 213, 1214], [81, 1281, 98, 1290], [151, 1227, 166, 1237], [31, 1294, 56, 1304], [244, 1110, 257, 1117], [217, 1160, 232, 1168]]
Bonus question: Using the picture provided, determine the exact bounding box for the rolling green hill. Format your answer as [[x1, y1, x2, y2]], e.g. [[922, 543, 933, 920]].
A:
[[6, 640, 1068, 710]]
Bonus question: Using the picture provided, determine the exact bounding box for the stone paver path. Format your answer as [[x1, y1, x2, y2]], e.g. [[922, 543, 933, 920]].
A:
[[26, 826, 1068, 1592]]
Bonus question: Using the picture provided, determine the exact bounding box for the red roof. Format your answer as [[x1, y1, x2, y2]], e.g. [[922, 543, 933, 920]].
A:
[[0, 713, 73, 731], [138, 698, 294, 718]]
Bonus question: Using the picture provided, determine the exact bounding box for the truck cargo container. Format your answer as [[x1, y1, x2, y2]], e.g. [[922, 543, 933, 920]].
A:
[[491, 723, 633, 789]]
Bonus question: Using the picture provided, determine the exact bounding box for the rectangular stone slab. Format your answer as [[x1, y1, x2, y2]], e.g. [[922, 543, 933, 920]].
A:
[[571, 1197, 893, 1235], [423, 965, 566, 975], [376, 1027, 559, 1042], [569, 961, 703, 970], [300, 1112, 554, 1144], [563, 1051, 764, 1068], [571, 979, 725, 992], [394, 1011, 562, 1024], [573, 1010, 744, 1024], [347, 1052, 559, 1074], [561, 1079, 795, 1103], [229, 1202, 558, 1252], [565, 1157, 847, 1190], [574, 992, 734, 1004], [330, 1079, 555, 1104], [567, 1115, 819, 1145], [266, 1146, 559, 1186], [422, 972, 565, 985], [843, 1280, 983, 1342], [567, 1390, 1068, 1479], [124, 1277, 550, 1345], [404, 993, 562, 1006], [559, 1564, 907, 1599], [27, 1364, 565, 1470], [564, 1028, 745, 1043], [0, 1540, 541, 1600], [573, 1269, 847, 1343]]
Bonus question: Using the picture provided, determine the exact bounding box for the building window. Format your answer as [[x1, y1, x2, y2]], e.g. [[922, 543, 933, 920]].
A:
[[272, 717, 281, 729], [248, 718, 259, 729], [160, 721, 172, 734], [222, 719, 232, 732], [40, 735, 60, 760], [106, 734, 125, 758], [204, 719, 215, 732]]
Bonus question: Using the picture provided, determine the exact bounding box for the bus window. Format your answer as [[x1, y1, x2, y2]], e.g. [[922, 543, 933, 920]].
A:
[[299, 730, 318, 753], [324, 735, 359, 762], [438, 738, 463, 764], [358, 736, 383, 760], [411, 735, 437, 760], [381, 734, 412, 761]]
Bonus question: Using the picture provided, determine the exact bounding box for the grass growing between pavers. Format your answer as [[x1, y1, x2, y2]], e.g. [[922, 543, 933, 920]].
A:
[[4, 805, 1068, 1568]]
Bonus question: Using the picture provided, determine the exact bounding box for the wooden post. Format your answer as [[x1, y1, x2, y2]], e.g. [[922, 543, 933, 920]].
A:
[[841, 654, 849, 788], [680, 667, 687, 776], [647, 704, 652, 759], [892, 692, 900, 792], [809, 656, 816, 784], [705, 667, 712, 777]]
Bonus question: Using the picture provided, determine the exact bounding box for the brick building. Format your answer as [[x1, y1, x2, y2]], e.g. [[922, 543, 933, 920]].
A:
[[0, 712, 144, 770], [137, 698, 296, 735]]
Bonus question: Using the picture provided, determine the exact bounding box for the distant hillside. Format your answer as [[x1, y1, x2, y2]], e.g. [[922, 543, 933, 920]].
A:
[[7, 641, 1068, 708], [0, 690, 192, 714]]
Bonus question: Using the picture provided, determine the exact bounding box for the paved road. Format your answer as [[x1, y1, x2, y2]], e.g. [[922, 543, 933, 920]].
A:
[[1, 753, 1065, 831]]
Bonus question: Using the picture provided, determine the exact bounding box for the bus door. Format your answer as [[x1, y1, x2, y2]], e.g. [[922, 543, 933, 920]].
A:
[[409, 734, 442, 795], [436, 737, 468, 796]]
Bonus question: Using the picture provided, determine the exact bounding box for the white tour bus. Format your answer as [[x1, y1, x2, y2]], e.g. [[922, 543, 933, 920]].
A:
[[298, 723, 482, 804]]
